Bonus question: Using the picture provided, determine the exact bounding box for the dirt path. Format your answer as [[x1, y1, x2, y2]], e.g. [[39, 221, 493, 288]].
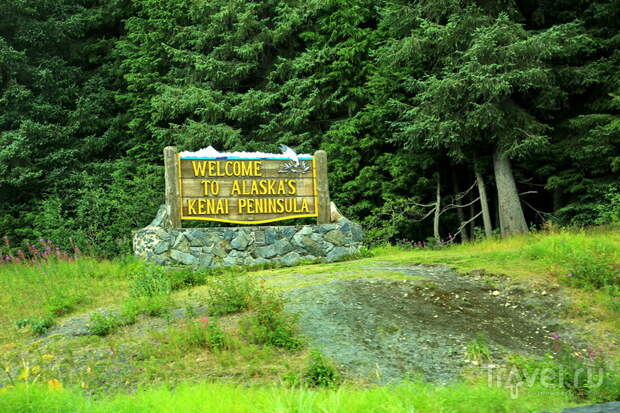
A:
[[285, 263, 570, 384]]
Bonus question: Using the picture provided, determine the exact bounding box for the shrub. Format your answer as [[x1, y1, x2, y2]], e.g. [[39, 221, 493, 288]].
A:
[[124, 295, 173, 317], [466, 334, 491, 364], [239, 290, 302, 350], [595, 185, 620, 225], [89, 313, 122, 336], [206, 273, 259, 316], [168, 267, 208, 290], [178, 318, 230, 351], [130, 266, 172, 298], [45, 292, 84, 317], [303, 350, 341, 387], [89, 308, 139, 336], [15, 317, 54, 336]]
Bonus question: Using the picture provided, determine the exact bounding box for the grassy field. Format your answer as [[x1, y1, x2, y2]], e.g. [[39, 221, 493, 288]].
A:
[[0, 380, 575, 413], [0, 226, 618, 412]]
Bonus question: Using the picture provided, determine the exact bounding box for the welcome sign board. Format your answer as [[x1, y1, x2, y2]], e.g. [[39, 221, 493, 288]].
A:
[[163, 146, 330, 226]]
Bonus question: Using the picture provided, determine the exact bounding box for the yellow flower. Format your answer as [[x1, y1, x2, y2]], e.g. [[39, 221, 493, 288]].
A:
[[17, 368, 29, 381], [31, 365, 41, 375], [47, 379, 63, 391], [42, 354, 55, 360]]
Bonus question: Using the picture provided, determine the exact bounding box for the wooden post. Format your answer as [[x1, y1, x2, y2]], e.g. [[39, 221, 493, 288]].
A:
[[164, 146, 182, 228], [315, 150, 331, 224]]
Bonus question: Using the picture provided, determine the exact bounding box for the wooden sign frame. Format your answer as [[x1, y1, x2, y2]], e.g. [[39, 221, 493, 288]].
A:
[[163, 147, 331, 227]]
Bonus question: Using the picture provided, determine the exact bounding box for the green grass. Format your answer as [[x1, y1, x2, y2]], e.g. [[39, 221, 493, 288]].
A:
[[0, 380, 576, 413], [0, 257, 134, 342], [1, 226, 619, 411]]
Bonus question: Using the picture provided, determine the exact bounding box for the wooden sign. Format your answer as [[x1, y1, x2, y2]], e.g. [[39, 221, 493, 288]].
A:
[[163, 147, 330, 226]]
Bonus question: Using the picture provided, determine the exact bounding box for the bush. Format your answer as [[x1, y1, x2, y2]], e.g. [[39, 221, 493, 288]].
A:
[[303, 350, 341, 387], [45, 292, 85, 317], [595, 185, 620, 225], [239, 290, 302, 350], [124, 295, 173, 317], [176, 317, 230, 351], [168, 267, 208, 290], [206, 273, 259, 316], [89, 312, 129, 336], [130, 266, 172, 298], [15, 317, 54, 336]]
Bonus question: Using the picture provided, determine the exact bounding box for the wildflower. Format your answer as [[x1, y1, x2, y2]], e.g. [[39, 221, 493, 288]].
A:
[[200, 317, 209, 327], [47, 378, 63, 391]]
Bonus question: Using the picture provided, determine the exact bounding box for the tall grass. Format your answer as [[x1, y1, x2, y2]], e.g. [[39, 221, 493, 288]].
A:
[[0, 380, 575, 413], [524, 231, 619, 288], [0, 257, 134, 341]]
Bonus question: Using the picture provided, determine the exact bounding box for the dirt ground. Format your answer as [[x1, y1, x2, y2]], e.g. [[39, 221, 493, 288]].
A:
[[285, 264, 570, 384]]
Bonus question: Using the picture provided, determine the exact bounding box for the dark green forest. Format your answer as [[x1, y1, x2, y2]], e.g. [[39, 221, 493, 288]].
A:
[[1, 0, 619, 256]]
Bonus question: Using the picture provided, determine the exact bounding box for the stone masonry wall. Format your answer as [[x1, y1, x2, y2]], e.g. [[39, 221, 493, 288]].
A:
[[133, 206, 364, 268]]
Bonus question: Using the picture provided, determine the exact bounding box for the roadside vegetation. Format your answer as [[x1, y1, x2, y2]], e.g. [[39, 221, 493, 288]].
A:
[[0, 225, 619, 412]]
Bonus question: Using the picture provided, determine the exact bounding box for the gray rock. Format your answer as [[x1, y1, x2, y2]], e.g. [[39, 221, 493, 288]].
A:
[[186, 229, 207, 247], [327, 246, 351, 262], [243, 256, 257, 267], [150, 227, 170, 240], [280, 226, 297, 240], [265, 227, 279, 244], [316, 223, 338, 234], [300, 235, 326, 256], [231, 231, 251, 250], [149, 205, 170, 228], [254, 257, 270, 266], [172, 234, 189, 252], [223, 256, 238, 266], [273, 238, 294, 256], [297, 226, 313, 236], [228, 249, 246, 259], [170, 249, 197, 265], [153, 240, 169, 255], [280, 251, 301, 267], [324, 229, 346, 246], [199, 255, 214, 269], [350, 222, 364, 242], [210, 243, 228, 258], [223, 230, 235, 241], [255, 245, 277, 259], [151, 255, 168, 266]]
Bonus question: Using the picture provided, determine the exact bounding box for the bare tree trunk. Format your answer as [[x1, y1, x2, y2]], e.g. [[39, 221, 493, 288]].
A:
[[451, 167, 469, 242], [474, 163, 493, 237], [433, 176, 441, 240], [493, 148, 528, 236]]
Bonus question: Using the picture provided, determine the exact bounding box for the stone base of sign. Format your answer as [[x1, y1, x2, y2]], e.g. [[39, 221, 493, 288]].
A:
[[133, 205, 364, 268]]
